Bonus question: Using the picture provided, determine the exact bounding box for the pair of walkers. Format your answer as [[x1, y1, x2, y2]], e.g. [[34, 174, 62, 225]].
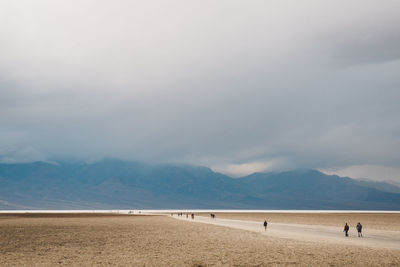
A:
[[261, 220, 362, 236], [344, 222, 363, 237]]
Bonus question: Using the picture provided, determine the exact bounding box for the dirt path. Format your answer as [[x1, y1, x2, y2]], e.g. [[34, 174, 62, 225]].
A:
[[173, 215, 400, 250]]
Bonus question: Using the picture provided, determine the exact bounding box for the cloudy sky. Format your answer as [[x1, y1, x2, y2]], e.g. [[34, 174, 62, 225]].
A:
[[0, 1, 399, 182]]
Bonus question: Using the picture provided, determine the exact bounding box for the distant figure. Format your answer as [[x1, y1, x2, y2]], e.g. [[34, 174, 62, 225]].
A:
[[210, 213, 213, 219], [356, 222, 363, 237], [344, 223, 349, 237], [191, 213, 194, 220], [213, 214, 216, 219], [263, 220, 268, 230]]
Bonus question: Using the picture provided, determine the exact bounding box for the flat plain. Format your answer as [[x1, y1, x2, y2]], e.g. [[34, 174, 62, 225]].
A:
[[0, 213, 399, 266], [203, 212, 400, 231]]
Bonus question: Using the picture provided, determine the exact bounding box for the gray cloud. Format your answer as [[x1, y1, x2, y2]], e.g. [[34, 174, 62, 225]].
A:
[[0, 0, 399, 181], [321, 13, 400, 66]]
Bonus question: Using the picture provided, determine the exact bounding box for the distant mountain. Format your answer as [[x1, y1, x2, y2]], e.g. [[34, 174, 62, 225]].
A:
[[239, 170, 400, 210], [0, 160, 399, 210], [351, 178, 400, 194]]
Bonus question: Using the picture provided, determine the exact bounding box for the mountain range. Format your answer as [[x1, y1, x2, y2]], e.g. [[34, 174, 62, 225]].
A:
[[0, 159, 399, 210]]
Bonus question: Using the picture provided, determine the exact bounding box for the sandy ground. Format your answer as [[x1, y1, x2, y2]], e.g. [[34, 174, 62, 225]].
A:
[[200, 212, 400, 231], [1, 214, 400, 266], [175, 215, 400, 250]]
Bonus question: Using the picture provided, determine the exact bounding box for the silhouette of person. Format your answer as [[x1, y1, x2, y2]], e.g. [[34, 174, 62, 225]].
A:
[[263, 220, 268, 230], [356, 222, 363, 237], [344, 223, 349, 237]]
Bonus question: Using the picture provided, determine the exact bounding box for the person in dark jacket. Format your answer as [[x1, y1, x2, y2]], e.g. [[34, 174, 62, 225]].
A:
[[344, 223, 350, 237], [356, 222, 363, 237], [263, 220, 268, 230]]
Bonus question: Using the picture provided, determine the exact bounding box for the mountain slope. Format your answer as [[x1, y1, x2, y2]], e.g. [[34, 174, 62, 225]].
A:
[[0, 161, 399, 210], [240, 169, 400, 210]]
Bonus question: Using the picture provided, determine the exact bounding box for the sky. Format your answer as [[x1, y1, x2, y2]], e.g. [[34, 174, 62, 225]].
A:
[[0, 1, 400, 183]]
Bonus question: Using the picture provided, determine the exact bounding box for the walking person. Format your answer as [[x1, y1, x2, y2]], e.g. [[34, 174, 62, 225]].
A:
[[344, 223, 349, 237], [263, 220, 268, 230], [356, 222, 363, 237]]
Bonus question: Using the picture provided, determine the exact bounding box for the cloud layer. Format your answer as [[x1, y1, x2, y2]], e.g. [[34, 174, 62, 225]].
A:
[[1, 1, 400, 180]]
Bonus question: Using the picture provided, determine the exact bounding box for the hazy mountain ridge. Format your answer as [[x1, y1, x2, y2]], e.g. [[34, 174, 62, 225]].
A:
[[0, 160, 399, 210]]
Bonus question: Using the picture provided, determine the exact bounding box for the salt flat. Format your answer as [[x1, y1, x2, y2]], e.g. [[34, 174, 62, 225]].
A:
[[1, 213, 400, 266], [173, 215, 400, 250]]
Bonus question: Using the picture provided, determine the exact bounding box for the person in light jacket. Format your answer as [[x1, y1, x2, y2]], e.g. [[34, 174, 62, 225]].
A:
[[356, 222, 362, 237]]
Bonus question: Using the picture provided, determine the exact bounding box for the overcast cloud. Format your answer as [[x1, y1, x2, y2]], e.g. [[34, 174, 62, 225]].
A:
[[0, 0, 400, 181]]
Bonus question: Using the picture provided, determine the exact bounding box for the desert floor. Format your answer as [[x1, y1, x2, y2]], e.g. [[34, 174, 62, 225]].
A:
[[176, 214, 400, 250], [199, 212, 400, 231], [1, 213, 400, 266]]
